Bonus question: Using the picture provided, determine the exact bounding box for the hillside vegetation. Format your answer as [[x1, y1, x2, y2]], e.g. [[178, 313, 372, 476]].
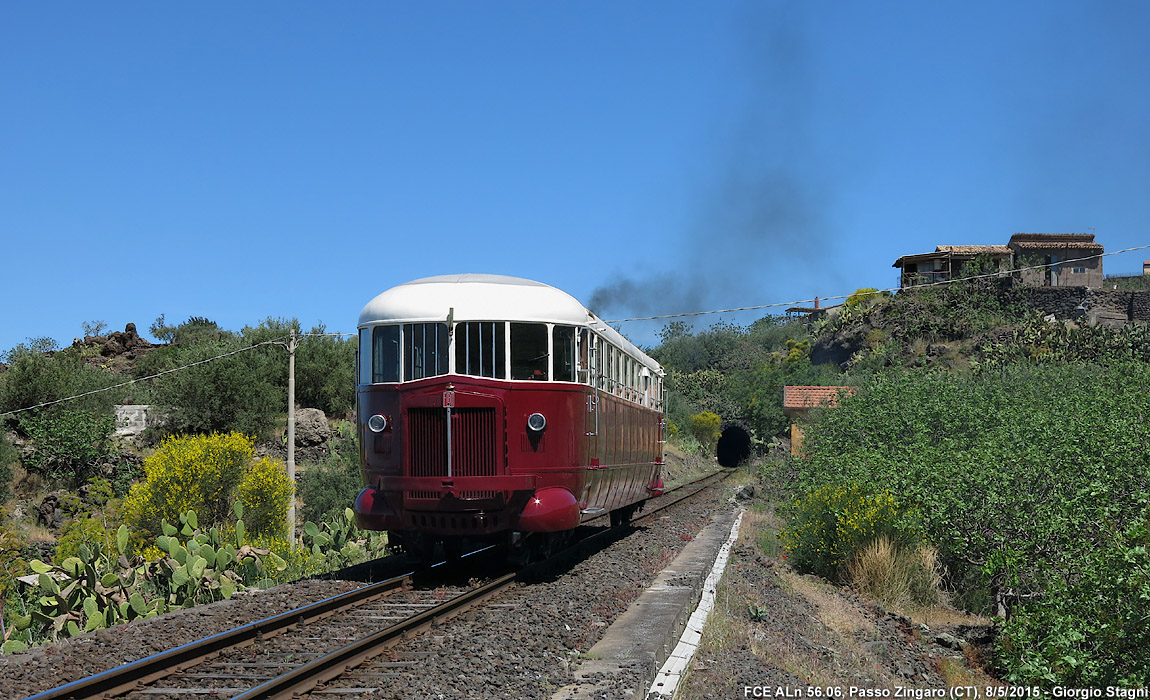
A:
[[2, 287, 1150, 683], [0, 316, 374, 652], [644, 281, 1150, 687]]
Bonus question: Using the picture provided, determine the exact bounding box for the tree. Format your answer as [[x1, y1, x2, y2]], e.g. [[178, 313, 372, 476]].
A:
[[136, 336, 282, 440], [0, 339, 122, 417], [0, 433, 16, 504]]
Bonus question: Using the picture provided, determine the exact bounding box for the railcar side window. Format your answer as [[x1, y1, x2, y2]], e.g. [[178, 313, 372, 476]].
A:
[[553, 326, 576, 382], [617, 348, 624, 394], [605, 344, 615, 391], [455, 321, 506, 379], [595, 336, 606, 390], [579, 329, 591, 383], [511, 323, 548, 380], [403, 323, 448, 380], [370, 326, 400, 383]]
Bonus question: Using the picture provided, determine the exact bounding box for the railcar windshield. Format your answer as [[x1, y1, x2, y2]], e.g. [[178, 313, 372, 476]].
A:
[[455, 321, 506, 379], [370, 326, 399, 383], [510, 323, 548, 380], [404, 323, 449, 380]]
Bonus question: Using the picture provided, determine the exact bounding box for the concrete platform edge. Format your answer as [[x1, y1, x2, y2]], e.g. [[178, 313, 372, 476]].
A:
[[550, 505, 739, 700]]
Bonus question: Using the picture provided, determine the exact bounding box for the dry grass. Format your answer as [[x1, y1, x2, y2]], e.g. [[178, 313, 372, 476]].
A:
[[779, 568, 870, 638], [847, 536, 947, 610], [661, 443, 720, 489], [20, 524, 56, 543], [700, 578, 751, 653]]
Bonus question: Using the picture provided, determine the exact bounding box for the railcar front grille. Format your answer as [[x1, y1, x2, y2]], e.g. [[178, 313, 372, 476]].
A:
[[407, 406, 499, 487]]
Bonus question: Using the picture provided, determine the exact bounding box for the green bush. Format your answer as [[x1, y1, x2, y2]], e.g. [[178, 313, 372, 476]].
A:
[[53, 515, 117, 562], [0, 339, 123, 416], [798, 362, 1150, 686], [299, 461, 361, 524], [997, 513, 1150, 686], [241, 318, 356, 417], [653, 317, 847, 443], [296, 326, 356, 417], [139, 316, 355, 440], [687, 411, 722, 452], [136, 337, 283, 440], [299, 421, 361, 522], [19, 409, 119, 483], [778, 483, 920, 581], [0, 434, 16, 505]]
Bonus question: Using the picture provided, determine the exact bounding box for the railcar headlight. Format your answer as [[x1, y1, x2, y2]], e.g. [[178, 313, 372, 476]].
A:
[[367, 414, 389, 433], [527, 412, 547, 432]]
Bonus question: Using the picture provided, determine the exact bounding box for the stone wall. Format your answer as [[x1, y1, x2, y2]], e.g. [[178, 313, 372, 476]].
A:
[[1007, 284, 1150, 327]]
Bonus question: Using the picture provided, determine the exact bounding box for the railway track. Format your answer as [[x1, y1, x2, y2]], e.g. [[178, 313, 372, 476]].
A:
[[24, 468, 730, 700]]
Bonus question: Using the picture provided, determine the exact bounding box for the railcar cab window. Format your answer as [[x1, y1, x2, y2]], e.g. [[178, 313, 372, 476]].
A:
[[553, 325, 576, 382], [455, 321, 506, 379], [368, 326, 399, 383], [511, 323, 548, 381], [404, 323, 448, 380]]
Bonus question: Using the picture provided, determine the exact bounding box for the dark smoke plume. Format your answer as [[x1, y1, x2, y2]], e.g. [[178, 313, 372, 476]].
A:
[[590, 4, 841, 324]]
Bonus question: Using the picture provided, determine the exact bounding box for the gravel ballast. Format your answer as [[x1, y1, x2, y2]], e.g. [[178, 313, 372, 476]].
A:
[[0, 480, 729, 700]]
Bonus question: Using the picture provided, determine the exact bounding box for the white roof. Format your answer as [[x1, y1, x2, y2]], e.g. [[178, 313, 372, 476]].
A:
[[358, 274, 662, 374]]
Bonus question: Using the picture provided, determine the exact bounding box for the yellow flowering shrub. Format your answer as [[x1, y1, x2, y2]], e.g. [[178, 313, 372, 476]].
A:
[[687, 411, 722, 451], [237, 456, 292, 537], [779, 483, 921, 581], [123, 432, 290, 541]]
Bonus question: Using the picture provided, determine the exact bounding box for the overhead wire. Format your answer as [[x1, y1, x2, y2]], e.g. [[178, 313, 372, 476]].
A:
[[3, 244, 1147, 416], [0, 332, 351, 419], [604, 243, 1150, 324]]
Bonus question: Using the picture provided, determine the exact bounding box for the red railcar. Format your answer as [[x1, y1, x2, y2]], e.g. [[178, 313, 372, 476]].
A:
[[353, 274, 665, 554]]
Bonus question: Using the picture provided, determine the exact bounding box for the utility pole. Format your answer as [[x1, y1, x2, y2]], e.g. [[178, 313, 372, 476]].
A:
[[286, 328, 297, 551]]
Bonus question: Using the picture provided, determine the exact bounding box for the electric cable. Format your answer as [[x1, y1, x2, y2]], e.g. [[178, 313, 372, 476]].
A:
[[604, 243, 1150, 324]]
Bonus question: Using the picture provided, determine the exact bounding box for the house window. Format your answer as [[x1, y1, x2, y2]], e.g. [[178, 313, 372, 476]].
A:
[[1073, 267, 1086, 274]]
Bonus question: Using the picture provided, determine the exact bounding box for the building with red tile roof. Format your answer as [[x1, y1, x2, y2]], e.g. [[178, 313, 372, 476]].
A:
[[782, 385, 855, 455]]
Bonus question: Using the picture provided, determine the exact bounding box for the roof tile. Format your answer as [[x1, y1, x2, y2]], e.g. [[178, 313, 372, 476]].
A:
[[783, 385, 855, 410]]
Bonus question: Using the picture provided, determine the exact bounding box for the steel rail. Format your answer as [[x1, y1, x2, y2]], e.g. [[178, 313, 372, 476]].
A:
[[229, 573, 518, 699], [22, 468, 730, 700], [229, 468, 732, 699], [22, 574, 413, 700]]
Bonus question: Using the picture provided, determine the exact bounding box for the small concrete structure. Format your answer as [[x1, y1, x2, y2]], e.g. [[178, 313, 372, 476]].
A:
[[114, 404, 152, 437], [551, 507, 739, 700], [782, 386, 855, 456]]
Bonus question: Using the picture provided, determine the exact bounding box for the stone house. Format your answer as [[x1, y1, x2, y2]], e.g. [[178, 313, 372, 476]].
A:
[[1007, 233, 1104, 288], [893, 233, 1104, 289], [892, 245, 1013, 287], [782, 385, 855, 456]]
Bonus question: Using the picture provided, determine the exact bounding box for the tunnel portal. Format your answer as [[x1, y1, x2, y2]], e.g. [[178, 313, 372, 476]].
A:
[[716, 424, 752, 467]]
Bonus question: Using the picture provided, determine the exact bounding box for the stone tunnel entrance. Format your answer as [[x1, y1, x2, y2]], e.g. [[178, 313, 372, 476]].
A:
[[716, 424, 752, 467]]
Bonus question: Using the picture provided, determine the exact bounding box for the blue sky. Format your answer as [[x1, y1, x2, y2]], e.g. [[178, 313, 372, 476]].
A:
[[3, 1, 1148, 354]]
